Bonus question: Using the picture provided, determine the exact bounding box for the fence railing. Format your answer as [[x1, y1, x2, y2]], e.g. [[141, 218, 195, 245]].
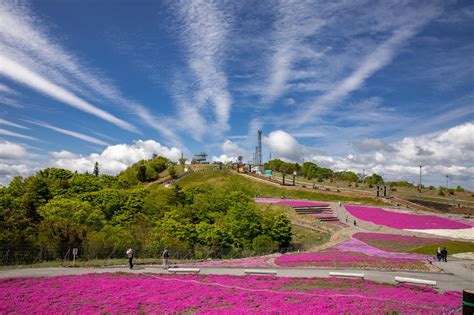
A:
[[0, 244, 297, 266]]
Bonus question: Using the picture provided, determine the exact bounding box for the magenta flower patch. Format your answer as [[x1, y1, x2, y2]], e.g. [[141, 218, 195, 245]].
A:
[[345, 205, 471, 229], [335, 239, 430, 260], [0, 273, 461, 314], [274, 249, 429, 271]]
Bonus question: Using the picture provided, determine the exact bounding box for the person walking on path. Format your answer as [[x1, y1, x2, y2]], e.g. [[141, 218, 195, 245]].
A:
[[126, 247, 134, 269], [162, 247, 170, 269], [441, 247, 448, 262]]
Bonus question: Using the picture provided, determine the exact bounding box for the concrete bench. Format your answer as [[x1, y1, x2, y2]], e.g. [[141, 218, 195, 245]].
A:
[[167, 268, 200, 274], [395, 276, 437, 287], [329, 272, 365, 279], [244, 269, 277, 275]]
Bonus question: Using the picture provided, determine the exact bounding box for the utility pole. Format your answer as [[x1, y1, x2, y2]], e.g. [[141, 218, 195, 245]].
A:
[[446, 175, 449, 192], [418, 165, 423, 191]]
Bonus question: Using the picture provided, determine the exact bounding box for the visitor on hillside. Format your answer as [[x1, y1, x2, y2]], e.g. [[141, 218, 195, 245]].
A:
[[126, 247, 134, 269], [441, 247, 448, 262], [436, 247, 442, 261], [353, 220, 357, 226], [162, 247, 170, 269]]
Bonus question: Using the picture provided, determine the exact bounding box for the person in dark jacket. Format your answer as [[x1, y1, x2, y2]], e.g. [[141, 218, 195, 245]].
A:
[[441, 247, 448, 262], [162, 247, 170, 269]]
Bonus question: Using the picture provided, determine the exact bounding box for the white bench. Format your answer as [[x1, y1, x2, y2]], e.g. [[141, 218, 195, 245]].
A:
[[167, 268, 200, 274], [329, 272, 365, 279], [395, 276, 437, 287], [244, 269, 277, 275]]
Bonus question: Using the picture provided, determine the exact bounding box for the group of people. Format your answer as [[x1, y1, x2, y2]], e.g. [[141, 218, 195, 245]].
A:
[[436, 247, 448, 262], [126, 247, 170, 269]]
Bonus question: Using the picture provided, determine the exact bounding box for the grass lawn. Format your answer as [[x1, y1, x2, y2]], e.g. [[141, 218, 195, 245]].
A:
[[290, 225, 330, 250], [409, 240, 474, 255], [178, 171, 386, 205]]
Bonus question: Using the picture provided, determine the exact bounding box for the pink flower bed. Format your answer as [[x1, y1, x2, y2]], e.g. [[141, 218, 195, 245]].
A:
[[0, 273, 461, 314], [256, 199, 329, 207], [179, 255, 274, 267], [274, 249, 429, 270], [345, 205, 471, 229], [335, 239, 430, 260]]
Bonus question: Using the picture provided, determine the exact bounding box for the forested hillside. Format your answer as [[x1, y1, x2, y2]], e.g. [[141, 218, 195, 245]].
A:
[[0, 157, 291, 263]]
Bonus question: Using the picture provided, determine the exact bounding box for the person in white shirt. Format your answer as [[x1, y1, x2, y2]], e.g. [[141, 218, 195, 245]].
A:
[[126, 247, 134, 269]]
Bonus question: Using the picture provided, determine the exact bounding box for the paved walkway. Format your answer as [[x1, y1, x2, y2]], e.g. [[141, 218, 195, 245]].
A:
[[1, 261, 473, 292]]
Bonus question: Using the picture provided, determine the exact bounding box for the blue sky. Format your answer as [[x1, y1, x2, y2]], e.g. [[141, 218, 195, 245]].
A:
[[0, 0, 473, 189]]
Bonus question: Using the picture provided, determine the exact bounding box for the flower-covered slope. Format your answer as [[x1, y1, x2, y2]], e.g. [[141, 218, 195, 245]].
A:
[[0, 273, 461, 314], [345, 205, 471, 230]]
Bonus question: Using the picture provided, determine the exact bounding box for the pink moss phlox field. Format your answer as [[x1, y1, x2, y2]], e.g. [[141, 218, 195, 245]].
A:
[[354, 232, 447, 244], [0, 273, 461, 314], [256, 198, 329, 207], [274, 249, 429, 270], [345, 205, 471, 229], [335, 239, 431, 260], [178, 255, 274, 267]]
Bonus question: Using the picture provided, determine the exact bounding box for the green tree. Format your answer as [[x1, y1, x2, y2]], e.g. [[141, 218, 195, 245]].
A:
[[168, 166, 177, 178], [136, 165, 147, 182], [365, 173, 384, 186], [93, 162, 100, 177]]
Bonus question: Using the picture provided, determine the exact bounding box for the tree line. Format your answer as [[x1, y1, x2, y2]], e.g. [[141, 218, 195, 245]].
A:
[[264, 159, 384, 186], [0, 157, 291, 263]]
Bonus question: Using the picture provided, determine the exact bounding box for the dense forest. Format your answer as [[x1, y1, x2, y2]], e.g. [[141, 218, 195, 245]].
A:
[[0, 157, 291, 264]]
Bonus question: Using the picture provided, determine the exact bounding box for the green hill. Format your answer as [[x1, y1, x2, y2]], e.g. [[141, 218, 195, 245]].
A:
[[178, 170, 385, 205]]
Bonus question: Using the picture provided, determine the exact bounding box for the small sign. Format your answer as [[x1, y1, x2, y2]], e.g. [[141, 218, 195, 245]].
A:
[[72, 248, 78, 256]]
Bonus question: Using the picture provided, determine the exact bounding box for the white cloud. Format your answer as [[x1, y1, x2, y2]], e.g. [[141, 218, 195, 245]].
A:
[[354, 138, 396, 152], [174, 0, 232, 134], [222, 139, 244, 156], [211, 154, 236, 164], [28, 120, 110, 146], [264, 130, 302, 161], [261, 0, 326, 104], [0, 128, 36, 140], [0, 55, 138, 133], [0, 83, 16, 95], [0, 118, 29, 130], [307, 122, 474, 189], [50, 150, 79, 159], [0, 2, 184, 145], [0, 141, 27, 160], [51, 140, 181, 175]]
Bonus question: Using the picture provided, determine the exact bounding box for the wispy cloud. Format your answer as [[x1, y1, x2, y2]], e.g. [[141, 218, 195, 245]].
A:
[[0, 83, 17, 95], [26, 120, 110, 146], [0, 2, 185, 145], [0, 94, 22, 108], [261, 0, 326, 105], [291, 4, 441, 125], [0, 128, 36, 140], [0, 54, 138, 133], [0, 118, 29, 130], [173, 0, 232, 134]]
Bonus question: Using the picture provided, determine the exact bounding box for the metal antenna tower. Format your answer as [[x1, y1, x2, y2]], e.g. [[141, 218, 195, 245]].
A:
[[257, 129, 262, 165]]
